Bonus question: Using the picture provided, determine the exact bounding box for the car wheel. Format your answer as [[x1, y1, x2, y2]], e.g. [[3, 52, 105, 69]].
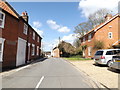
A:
[[107, 60, 112, 67]]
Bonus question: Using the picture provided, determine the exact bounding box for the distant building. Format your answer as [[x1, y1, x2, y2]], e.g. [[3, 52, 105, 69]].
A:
[[79, 14, 120, 58], [52, 47, 60, 58], [0, 1, 42, 69], [45, 51, 51, 58]]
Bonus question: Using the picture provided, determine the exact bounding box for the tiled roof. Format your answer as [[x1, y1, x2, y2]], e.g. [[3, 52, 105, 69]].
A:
[[0, 1, 19, 18], [80, 14, 119, 39]]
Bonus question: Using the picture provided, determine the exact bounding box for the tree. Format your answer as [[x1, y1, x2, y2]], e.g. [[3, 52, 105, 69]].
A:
[[74, 8, 111, 37], [74, 22, 90, 37], [88, 8, 111, 28], [58, 41, 76, 57], [73, 38, 81, 48]]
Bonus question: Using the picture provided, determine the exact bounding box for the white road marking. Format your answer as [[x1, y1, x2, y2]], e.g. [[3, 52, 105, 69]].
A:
[[15, 65, 31, 72], [35, 76, 44, 90]]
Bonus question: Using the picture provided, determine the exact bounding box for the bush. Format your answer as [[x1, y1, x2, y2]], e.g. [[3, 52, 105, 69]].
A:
[[93, 40, 104, 49]]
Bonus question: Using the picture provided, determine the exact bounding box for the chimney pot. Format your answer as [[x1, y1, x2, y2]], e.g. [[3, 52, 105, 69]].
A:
[[21, 11, 29, 22]]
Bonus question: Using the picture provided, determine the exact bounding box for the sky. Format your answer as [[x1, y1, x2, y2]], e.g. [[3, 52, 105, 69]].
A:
[[9, 0, 119, 51]]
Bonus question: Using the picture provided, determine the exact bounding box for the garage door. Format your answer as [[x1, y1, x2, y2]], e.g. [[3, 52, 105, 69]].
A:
[[16, 38, 26, 66]]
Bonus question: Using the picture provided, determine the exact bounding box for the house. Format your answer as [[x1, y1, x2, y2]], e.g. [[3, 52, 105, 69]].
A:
[[79, 13, 120, 58], [0, 1, 42, 69], [52, 47, 60, 58]]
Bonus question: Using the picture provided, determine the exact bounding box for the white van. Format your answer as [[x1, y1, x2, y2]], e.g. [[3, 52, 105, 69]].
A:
[[94, 49, 120, 66]]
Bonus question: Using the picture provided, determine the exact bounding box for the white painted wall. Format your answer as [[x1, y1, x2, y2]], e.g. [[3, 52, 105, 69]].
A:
[[16, 38, 26, 66]]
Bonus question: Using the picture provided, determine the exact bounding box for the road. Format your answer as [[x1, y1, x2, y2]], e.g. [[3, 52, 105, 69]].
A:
[[2, 58, 98, 89]]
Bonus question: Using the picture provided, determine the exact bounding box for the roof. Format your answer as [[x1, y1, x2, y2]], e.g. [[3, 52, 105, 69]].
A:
[[112, 40, 120, 46], [0, 1, 42, 39], [97, 49, 120, 51], [80, 13, 120, 39], [0, 1, 19, 18]]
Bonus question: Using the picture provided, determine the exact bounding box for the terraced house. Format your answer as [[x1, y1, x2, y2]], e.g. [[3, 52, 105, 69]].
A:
[[79, 13, 120, 58], [0, 1, 42, 69]]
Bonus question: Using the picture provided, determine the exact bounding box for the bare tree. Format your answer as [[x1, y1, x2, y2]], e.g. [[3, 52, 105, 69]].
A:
[[74, 8, 111, 37], [88, 8, 111, 28], [73, 38, 81, 48]]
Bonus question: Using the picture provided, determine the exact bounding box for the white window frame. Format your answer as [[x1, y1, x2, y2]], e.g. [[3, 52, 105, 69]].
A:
[[0, 38, 5, 62], [33, 32, 35, 40], [88, 34, 92, 42], [0, 11, 5, 28], [31, 44, 35, 56], [108, 32, 113, 39], [37, 46, 39, 56], [23, 23, 28, 35]]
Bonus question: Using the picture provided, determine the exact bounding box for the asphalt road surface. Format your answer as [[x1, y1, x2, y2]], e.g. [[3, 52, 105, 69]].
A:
[[2, 58, 98, 89]]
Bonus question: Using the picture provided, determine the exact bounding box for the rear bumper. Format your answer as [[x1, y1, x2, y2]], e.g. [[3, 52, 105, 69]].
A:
[[94, 59, 107, 65]]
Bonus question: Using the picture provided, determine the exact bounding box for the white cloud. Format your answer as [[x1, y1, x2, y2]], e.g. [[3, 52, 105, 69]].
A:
[[33, 21, 42, 28], [33, 27, 43, 36], [58, 26, 70, 33], [46, 20, 60, 30], [79, 0, 119, 18], [32, 21, 43, 36], [62, 34, 78, 45], [46, 20, 70, 33]]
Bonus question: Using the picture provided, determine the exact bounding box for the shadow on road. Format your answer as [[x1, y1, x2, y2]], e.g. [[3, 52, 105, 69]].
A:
[[93, 63, 107, 67], [107, 67, 120, 74], [2, 57, 48, 72]]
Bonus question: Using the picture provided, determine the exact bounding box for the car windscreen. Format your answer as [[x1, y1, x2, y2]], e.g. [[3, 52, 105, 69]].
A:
[[95, 51, 103, 55]]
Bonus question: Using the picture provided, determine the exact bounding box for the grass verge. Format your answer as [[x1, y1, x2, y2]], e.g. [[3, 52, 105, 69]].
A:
[[64, 55, 92, 61]]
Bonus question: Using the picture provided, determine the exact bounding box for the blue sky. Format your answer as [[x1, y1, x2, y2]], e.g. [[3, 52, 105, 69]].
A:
[[9, 1, 118, 51]]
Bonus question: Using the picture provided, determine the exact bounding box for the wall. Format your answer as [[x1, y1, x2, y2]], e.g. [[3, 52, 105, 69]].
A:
[[1, 11, 18, 68]]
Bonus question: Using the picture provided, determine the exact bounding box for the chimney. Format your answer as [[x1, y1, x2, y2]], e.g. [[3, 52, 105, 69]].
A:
[[21, 11, 29, 22], [105, 14, 112, 21]]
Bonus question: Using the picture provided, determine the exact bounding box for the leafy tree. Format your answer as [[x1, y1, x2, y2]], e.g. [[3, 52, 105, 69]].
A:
[[58, 41, 76, 57]]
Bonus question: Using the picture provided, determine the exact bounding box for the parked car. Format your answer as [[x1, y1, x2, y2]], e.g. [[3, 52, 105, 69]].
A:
[[94, 49, 120, 66], [109, 55, 120, 70]]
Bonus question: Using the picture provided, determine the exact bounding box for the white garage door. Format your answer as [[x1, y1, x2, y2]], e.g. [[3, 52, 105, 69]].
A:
[[16, 38, 26, 66]]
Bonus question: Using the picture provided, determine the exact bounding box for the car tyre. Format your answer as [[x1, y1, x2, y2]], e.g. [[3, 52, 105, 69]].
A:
[[107, 60, 112, 67]]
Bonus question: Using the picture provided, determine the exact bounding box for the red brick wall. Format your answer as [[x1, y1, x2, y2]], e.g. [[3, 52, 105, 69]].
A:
[[27, 27, 41, 61], [1, 11, 18, 68], [81, 16, 119, 58]]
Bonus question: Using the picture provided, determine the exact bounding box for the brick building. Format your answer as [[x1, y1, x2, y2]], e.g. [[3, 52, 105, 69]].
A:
[[79, 14, 120, 58], [0, 1, 42, 69], [52, 47, 60, 58]]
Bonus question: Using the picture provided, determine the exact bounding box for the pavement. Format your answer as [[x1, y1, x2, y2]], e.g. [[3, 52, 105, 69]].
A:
[[67, 60, 119, 89], [1, 58, 102, 89]]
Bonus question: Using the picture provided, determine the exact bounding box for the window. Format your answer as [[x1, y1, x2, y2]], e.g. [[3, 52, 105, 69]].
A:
[[37, 37, 39, 42], [33, 32, 35, 40], [106, 51, 114, 55], [95, 51, 103, 55], [108, 32, 112, 39], [31, 44, 35, 56], [23, 23, 28, 35], [0, 12, 5, 28], [113, 50, 120, 55], [106, 50, 120, 55], [88, 34, 92, 42], [37, 46, 39, 55]]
